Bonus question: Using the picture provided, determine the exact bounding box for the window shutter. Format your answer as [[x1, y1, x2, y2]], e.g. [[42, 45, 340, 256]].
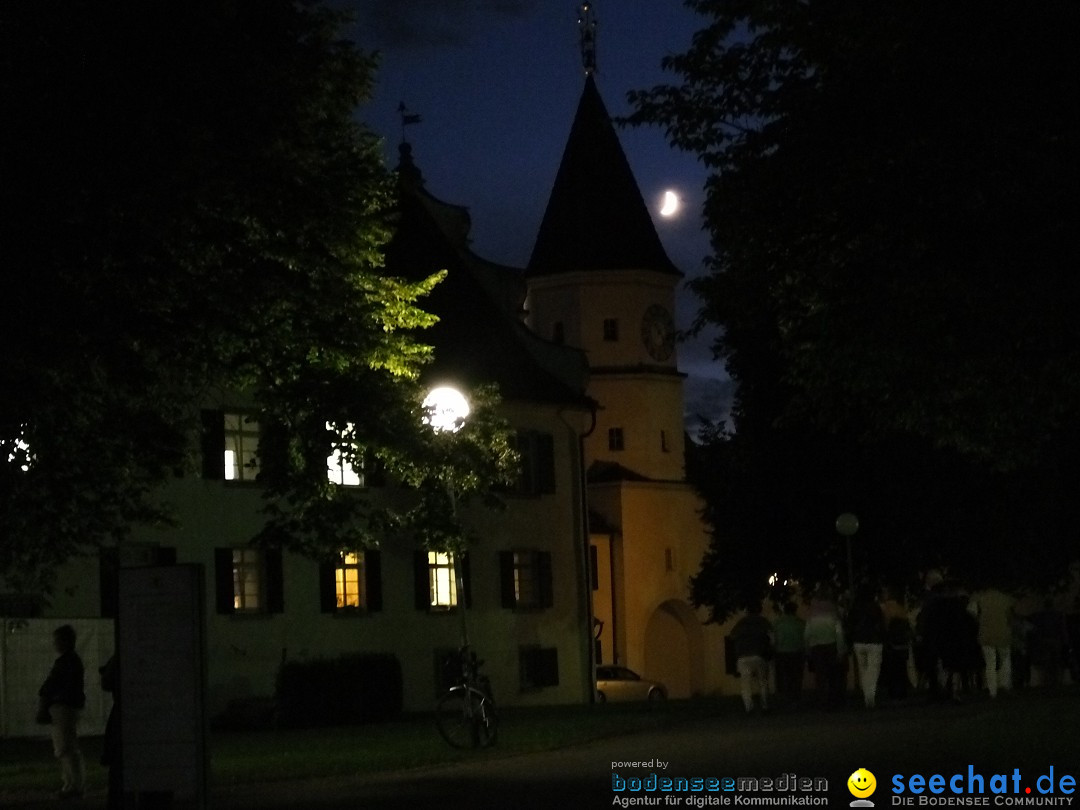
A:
[[201, 410, 225, 480], [265, 549, 285, 614], [499, 552, 516, 609], [414, 551, 430, 610], [365, 451, 387, 488], [539, 647, 559, 686], [318, 560, 337, 614], [365, 550, 383, 612], [538, 551, 554, 609], [459, 552, 472, 609], [214, 548, 235, 614], [99, 548, 119, 619], [536, 433, 556, 494], [516, 432, 535, 494]]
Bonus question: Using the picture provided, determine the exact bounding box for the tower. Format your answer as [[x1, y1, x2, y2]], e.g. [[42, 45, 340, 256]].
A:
[[526, 74, 686, 483], [524, 56, 729, 699]]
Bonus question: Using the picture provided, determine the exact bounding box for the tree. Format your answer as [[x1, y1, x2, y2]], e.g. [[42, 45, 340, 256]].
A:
[[0, 1, 515, 594], [630, 0, 1080, 466], [630, 0, 1080, 616]]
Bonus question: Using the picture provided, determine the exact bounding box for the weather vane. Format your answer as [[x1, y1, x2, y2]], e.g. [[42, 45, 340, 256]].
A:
[[578, 2, 597, 76], [397, 101, 422, 144]]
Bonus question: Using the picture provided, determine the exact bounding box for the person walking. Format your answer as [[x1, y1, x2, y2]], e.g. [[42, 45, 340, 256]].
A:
[[849, 587, 886, 708], [730, 601, 774, 713], [971, 585, 1016, 698], [804, 590, 845, 708], [37, 624, 86, 799], [880, 586, 913, 700], [772, 602, 806, 703]]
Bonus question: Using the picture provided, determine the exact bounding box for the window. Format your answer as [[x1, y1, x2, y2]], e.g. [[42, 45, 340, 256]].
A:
[[231, 549, 263, 611], [319, 550, 382, 613], [499, 550, 553, 610], [337, 552, 365, 608], [608, 427, 624, 451], [602, 318, 619, 341], [661, 430, 669, 453], [552, 322, 565, 344], [510, 431, 556, 495], [665, 547, 675, 573], [224, 413, 260, 481], [326, 422, 363, 487], [415, 551, 470, 611], [214, 548, 284, 615], [519, 646, 559, 690]]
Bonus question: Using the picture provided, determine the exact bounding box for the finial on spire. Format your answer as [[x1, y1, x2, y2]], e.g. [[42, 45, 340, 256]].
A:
[[397, 101, 422, 145], [578, 2, 597, 76]]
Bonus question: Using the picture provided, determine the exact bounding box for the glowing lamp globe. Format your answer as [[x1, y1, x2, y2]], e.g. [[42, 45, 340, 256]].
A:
[[422, 386, 470, 433], [836, 512, 860, 537]]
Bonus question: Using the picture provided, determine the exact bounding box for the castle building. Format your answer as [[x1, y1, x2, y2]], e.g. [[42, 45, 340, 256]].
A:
[[2, 70, 736, 737]]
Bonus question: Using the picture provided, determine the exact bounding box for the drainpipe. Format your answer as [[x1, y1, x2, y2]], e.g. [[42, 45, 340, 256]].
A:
[[609, 531, 620, 665], [562, 401, 597, 703]]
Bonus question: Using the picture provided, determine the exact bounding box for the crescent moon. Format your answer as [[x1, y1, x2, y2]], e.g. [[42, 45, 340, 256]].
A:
[[659, 190, 679, 217]]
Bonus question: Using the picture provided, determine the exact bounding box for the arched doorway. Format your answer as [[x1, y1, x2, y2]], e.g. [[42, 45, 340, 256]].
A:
[[643, 599, 704, 699]]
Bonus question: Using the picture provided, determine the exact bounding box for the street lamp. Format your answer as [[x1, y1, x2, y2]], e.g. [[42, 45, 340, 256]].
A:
[[422, 386, 470, 433], [835, 512, 859, 601], [423, 385, 471, 645]]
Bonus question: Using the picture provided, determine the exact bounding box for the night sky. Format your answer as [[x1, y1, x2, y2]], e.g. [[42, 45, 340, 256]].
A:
[[336, 0, 733, 430]]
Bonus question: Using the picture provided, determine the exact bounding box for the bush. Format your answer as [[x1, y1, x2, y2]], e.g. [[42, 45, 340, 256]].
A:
[[275, 652, 403, 728]]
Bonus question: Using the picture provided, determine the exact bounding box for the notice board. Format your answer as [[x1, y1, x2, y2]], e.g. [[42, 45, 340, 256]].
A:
[[117, 564, 208, 807]]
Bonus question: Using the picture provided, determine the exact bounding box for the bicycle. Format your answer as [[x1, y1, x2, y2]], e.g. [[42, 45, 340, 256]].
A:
[[435, 645, 498, 749]]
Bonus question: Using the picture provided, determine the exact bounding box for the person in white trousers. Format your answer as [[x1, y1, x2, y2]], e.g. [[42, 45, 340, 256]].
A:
[[849, 589, 886, 708], [730, 602, 774, 713], [972, 587, 1015, 697]]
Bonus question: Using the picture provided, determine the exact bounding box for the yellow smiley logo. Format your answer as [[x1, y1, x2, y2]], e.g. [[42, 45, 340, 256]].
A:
[[848, 768, 877, 798]]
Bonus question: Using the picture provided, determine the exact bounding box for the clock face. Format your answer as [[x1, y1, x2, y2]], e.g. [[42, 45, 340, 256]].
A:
[[640, 304, 675, 361]]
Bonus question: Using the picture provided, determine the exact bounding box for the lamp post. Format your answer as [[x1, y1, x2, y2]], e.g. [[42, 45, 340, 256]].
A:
[[835, 512, 859, 602], [422, 385, 471, 646]]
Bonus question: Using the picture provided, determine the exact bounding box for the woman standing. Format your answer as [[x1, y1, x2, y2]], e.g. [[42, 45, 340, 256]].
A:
[[37, 624, 86, 799]]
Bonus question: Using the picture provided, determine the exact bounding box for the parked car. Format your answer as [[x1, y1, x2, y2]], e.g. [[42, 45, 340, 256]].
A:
[[596, 666, 667, 702]]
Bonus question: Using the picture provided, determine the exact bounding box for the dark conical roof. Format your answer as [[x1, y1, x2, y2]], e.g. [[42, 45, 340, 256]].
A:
[[527, 75, 680, 277]]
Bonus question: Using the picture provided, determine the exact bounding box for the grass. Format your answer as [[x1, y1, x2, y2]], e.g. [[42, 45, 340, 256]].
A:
[[0, 697, 735, 799]]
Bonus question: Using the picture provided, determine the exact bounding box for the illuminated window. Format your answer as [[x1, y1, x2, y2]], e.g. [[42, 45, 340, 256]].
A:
[[428, 551, 458, 609], [232, 549, 264, 611], [608, 427, 624, 451], [500, 550, 553, 610], [335, 552, 366, 609], [326, 422, 363, 486], [224, 413, 260, 481], [602, 318, 619, 341]]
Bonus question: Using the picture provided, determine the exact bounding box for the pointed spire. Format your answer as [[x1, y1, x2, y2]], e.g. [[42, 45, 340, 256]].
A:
[[578, 2, 598, 76], [527, 75, 681, 278]]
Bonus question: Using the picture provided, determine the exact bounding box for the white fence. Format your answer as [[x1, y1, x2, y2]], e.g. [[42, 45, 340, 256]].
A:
[[0, 618, 115, 738]]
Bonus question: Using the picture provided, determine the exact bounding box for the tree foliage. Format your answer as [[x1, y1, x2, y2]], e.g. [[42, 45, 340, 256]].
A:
[[630, 0, 1079, 616], [0, 1, 515, 592], [631, 0, 1079, 463]]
